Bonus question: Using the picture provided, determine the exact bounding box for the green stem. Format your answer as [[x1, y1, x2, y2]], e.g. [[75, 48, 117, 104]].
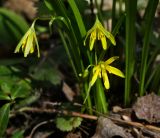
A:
[[84, 83, 93, 114], [95, 0, 103, 24], [95, 78, 108, 113], [58, 29, 79, 79]]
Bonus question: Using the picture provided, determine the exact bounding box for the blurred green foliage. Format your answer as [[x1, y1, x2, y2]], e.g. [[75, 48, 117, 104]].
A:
[[0, 8, 29, 45]]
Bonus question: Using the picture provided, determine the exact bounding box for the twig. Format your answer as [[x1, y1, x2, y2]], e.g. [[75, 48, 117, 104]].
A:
[[17, 107, 160, 134], [18, 107, 98, 120], [27, 119, 54, 138]]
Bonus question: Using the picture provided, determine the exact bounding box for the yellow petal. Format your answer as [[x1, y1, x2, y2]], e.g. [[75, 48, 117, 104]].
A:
[[105, 56, 119, 65], [106, 65, 125, 78], [84, 25, 96, 46], [24, 32, 34, 57], [14, 29, 30, 53], [89, 37, 96, 51], [101, 28, 116, 46], [102, 69, 110, 89], [97, 31, 107, 50], [101, 36, 107, 50], [30, 43, 34, 53], [96, 18, 116, 46], [89, 30, 96, 51], [33, 30, 40, 57], [93, 65, 99, 74], [22, 43, 26, 52], [90, 67, 100, 86]]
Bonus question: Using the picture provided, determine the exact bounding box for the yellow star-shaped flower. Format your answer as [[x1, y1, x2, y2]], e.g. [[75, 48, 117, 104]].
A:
[[90, 56, 125, 89], [84, 17, 116, 51], [14, 21, 40, 57]]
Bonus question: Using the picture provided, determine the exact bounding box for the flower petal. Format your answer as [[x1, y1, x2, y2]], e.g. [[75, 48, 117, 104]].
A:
[[33, 31, 40, 57], [101, 28, 116, 46], [84, 25, 96, 46], [89, 30, 96, 51], [14, 29, 30, 53], [89, 37, 96, 51], [106, 65, 125, 78], [102, 69, 110, 89], [105, 56, 119, 65], [90, 67, 100, 86], [30, 42, 35, 53], [93, 65, 99, 73], [101, 36, 107, 50], [24, 31, 34, 57]]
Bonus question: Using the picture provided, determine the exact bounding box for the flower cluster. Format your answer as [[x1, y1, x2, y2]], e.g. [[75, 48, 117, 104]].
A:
[[84, 17, 124, 90]]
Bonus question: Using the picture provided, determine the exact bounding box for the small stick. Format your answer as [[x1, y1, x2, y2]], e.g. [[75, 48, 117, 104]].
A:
[[18, 107, 98, 120], [17, 107, 160, 134]]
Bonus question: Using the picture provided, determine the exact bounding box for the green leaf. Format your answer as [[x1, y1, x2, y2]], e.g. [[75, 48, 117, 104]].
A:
[[95, 78, 108, 113], [44, 0, 55, 12], [0, 8, 29, 45], [14, 93, 40, 109], [125, 0, 137, 105], [0, 82, 11, 94], [71, 117, 82, 128], [0, 66, 12, 76], [37, 1, 53, 17], [31, 64, 61, 85], [0, 103, 10, 137], [11, 130, 24, 138], [0, 66, 32, 99], [68, 0, 86, 37], [0, 92, 10, 100], [74, 0, 88, 13], [56, 117, 82, 132], [0, 65, 32, 99], [11, 79, 31, 99], [0, 79, 13, 95]]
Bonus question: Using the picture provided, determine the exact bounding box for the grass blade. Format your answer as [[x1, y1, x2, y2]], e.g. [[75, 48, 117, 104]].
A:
[[68, 0, 86, 38], [124, 0, 137, 105], [139, 0, 159, 96]]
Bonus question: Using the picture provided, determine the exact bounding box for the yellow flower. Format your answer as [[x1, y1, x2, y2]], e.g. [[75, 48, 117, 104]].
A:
[[90, 56, 125, 89], [84, 17, 116, 51], [14, 21, 40, 57]]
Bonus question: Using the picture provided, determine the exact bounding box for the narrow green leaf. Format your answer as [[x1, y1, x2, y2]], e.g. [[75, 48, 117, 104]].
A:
[[68, 0, 86, 37], [44, 0, 55, 12], [11, 79, 31, 99], [139, 0, 159, 96], [124, 0, 137, 105], [0, 8, 29, 44], [44, 0, 84, 75], [0, 103, 10, 137], [150, 65, 160, 92]]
